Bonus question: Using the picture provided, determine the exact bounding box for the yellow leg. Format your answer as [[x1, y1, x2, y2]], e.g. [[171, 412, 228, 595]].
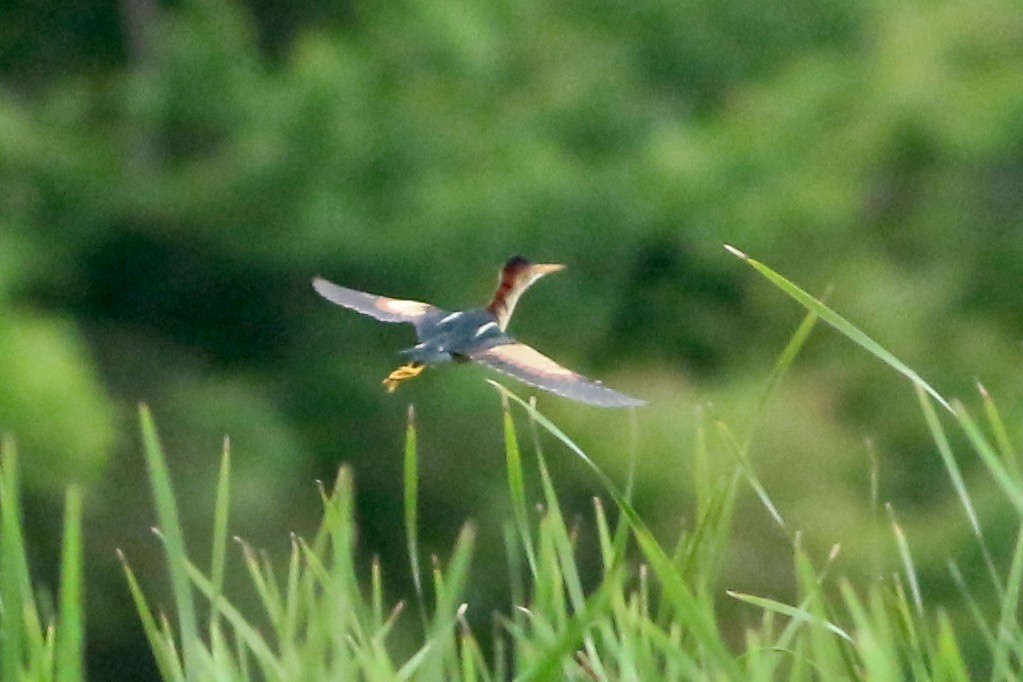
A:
[[382, 362, 426, 393]]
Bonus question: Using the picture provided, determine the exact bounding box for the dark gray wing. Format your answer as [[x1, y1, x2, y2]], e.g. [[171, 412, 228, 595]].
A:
[[469, 342, 646, 408], [313, 277, 443, 328]]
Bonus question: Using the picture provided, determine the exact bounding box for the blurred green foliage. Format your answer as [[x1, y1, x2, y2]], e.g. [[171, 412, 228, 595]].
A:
[[1, 0, 1022, 677]]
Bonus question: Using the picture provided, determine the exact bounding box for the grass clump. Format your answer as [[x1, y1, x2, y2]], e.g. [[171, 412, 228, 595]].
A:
[[5, 251, 1023, 679]]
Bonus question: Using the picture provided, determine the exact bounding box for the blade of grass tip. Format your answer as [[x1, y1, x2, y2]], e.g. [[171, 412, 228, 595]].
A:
[[404, 404, 428, 628], [915, 386, 981, 538], [501, 394, 538, 579], [117, 550, 186, 682], [952, 400, 1023, 515], [977, 382, 1021, 480], [372, 556, 384, 630], [235, 538, 285, 633], [159, 613, 185, 679], [758, 590, 821, 674], [760, 295, 824, 411], [915, 386, 1004, 596], [592, 497, 614, 571], [795, 541, 856, 678], [400, 604, 472, 682], [885, 575, 927, 677], [138, 404, 200, 678], [309, 478, 333, 557], [55, 486, 84, 682], [283, 535, 301, 646], [991, 520, 1023, 682], [490, 381, 741, 678], [432, 526, 477, 633], [1, 436, 47, 669], [257, 548, 287, 634], [725, 592, 853, 645], [717, 421, 786, 532], [723, 244, 951, 413], [885, 504, 922, 618], [209, 437, 231, 636]]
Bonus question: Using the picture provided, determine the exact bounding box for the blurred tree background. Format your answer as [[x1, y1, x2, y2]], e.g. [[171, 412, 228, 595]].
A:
[[2, 0, 1022, 676]]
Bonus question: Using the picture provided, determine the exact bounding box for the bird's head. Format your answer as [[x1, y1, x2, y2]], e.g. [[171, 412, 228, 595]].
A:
[[487, 256, 566, 330], [502, 255, 565, 288]]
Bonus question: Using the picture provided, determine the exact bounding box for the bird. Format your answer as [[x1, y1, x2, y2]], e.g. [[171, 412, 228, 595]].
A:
[[312, 256, 646, 408]]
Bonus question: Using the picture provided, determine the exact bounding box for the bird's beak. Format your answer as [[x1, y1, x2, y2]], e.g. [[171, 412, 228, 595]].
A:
[[534, 263, 566, 277]]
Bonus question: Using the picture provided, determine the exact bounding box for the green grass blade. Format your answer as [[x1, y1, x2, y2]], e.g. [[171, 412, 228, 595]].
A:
[[501, 395, 538, 578], [432, 525, 476, 634], [209, 437, 231, 636], [717, 421, 786, 531], [991, 521, 1023, 681], [534, 442, 585, 615], [0, 436, 26, 682], [0, 436, 47, 674], [917, 385, 1004, 596], [794, 541, 854, 677], [934, 611, 971, 682], [236, 539, 285, 633], [283, 536, 301, 645], [55, 485, 84, 682], [978, 382, 1020, 480], [838, 582, 899, 679], [404, 404, 426, 623], [915, 386, 981, 538], [946, 561, 997, 655], [757, 298, 824, 416], [138, 404, 201, 678], [886, 504, 923, 617], [501, 522, 527, 631], [727, 591, 853, 643], [725, 245, 951, 412], [118, 549, 186, 682], [952, 400, 1023, 515]]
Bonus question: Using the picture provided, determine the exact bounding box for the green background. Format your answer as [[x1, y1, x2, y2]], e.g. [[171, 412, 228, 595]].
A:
[[2, 0, 1022, 676]]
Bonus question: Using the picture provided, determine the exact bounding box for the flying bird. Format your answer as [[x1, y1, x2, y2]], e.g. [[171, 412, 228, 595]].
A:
[[312, 256, 645, 408]]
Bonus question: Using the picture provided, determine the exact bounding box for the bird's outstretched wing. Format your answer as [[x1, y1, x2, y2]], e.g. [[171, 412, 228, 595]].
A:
[[469, 342, 645, 408], [313, 277, 443, 327]]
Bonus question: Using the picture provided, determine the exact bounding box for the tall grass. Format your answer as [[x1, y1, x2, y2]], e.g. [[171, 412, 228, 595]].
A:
[[0, 437, 84, 681], [3, 251, 1023, 679]]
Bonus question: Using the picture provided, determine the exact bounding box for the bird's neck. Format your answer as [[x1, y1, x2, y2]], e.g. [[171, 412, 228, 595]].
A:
[[486, 273, 530, 331]]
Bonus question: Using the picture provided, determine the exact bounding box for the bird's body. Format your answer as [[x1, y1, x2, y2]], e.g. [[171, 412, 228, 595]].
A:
[[313, 256, 645, 408], [401, 308, 508, 365]]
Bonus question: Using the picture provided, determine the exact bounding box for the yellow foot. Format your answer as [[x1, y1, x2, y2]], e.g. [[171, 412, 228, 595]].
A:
[[382, 362, 426, 393]]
